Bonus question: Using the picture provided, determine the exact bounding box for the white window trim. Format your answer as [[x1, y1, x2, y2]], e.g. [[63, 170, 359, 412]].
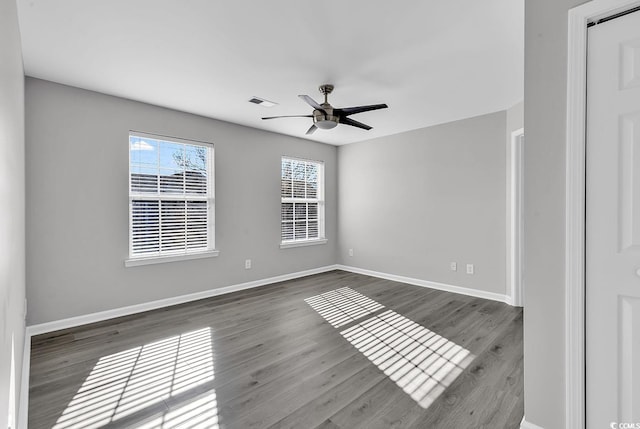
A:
[[280, 156, 326, 246], [125, 249, 219, 267], [280, 238, 328, 249], [126, 131, 217, 266]]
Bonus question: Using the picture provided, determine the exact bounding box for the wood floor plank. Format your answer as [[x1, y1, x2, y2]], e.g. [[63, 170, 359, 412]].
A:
[[260, 364, 387, 429], [28, 270, 523, 429], [323, 377, 408, 429], [398, 311, 524, 429]]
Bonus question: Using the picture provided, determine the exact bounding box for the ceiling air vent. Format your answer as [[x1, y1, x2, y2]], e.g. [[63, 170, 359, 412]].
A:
[[248, 97, 277, 107]]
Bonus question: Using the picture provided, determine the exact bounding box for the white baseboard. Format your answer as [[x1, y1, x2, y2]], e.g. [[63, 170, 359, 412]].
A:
[[18, 327, 30, 429], [26, 264, 340, 336], [19, 263, 510, 428], [520, 417, 545, 429], [19, 264, 340, 428], [336, 264, 511, 305]]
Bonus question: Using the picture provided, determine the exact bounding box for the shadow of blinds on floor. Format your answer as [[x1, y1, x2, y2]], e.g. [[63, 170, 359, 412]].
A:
[[52, 327, 218, 429], [305, 287, 474, 409]]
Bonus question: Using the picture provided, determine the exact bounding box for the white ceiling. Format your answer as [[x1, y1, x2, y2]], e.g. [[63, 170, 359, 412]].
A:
[[16, 0, 523, 146]]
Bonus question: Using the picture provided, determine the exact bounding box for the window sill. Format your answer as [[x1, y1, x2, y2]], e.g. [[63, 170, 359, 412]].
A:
[[280, 239, 328, 249], [125, 250, 220, 267]]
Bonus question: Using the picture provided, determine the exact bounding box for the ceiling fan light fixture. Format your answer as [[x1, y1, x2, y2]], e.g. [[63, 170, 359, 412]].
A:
[[314, 115, 339, 129], [313, 108, 339, 130]]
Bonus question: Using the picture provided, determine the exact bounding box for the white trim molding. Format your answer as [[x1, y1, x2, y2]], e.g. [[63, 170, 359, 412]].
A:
[[280, 238, 328, 249], [508, 127, 525, 307], [26, 265, 338, 336], [125, 249, 220, 267], [17, 328, 30, 429], [18, 264, 340, 427], [336, 265, 511, 305], [566, 1, 640, 429], [19, 263, 512, 427], [520, 417, 545, 429]]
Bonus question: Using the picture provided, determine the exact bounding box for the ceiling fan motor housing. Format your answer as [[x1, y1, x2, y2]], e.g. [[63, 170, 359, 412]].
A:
[[313, 106, 339, 129]]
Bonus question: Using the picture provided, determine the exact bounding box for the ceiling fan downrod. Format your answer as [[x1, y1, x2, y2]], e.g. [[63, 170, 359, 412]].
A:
[[319, 84, 334, 105]]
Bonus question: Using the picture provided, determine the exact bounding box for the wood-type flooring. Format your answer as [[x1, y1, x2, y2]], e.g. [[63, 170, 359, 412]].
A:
[[28, 270, 523, 429]]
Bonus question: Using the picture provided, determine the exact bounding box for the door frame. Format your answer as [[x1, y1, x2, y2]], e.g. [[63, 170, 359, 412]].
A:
[[509, 128, 524, 307], [566, 1, 640, 428]]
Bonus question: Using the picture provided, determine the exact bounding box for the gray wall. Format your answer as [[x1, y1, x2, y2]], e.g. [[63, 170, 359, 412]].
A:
[[337, 111, 508, 296], [25, 78, 337, 325], [0, 0, 25, 425], [524, 1, 589, 427]]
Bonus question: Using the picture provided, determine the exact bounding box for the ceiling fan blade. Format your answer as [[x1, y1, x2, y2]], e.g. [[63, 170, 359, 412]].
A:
[[340, 117, 372, 131], [298, 95, 326, 112], [306, 124, 318, 135], [336, 103, 388, 116], [262, 115, 313, 120]]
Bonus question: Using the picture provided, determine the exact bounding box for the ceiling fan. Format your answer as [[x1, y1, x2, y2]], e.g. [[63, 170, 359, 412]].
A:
[[262, 84, 388, 135]]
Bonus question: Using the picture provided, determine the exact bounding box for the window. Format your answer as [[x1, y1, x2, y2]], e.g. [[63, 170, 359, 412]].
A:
[[281, 157, 325, 247], [127, 132, 216, 265]]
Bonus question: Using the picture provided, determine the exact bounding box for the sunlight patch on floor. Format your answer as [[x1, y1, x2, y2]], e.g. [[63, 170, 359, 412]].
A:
[[342, 309, 474, 408], [305, 288, 474, 409], [136, 392, 219, 429], [53, 327, 218, 429], [304, 287, 384, 328]]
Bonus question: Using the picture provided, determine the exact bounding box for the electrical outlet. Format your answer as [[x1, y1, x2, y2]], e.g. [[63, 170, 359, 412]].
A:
[[450, 262, 457, 271], [348, 248, 354, 257], [466, 264, 474, 275], [245, 259, 252, 269]]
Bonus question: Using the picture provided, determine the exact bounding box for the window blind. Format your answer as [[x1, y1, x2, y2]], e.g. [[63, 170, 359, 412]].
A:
[[129, 133, 214, 258], [281, 157, 324, 243]]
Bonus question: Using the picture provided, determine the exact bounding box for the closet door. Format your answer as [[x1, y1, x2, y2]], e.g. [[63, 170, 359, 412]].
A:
[[586, 9, 640, 427]]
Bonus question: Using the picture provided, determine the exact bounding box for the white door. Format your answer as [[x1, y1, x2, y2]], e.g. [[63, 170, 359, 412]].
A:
[[587, 9, 640, 428]]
